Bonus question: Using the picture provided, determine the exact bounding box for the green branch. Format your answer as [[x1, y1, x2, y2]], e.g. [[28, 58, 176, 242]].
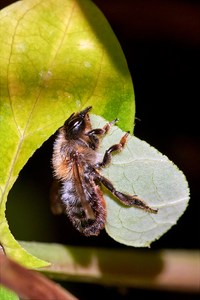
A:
[[20, 241, 199, 293]]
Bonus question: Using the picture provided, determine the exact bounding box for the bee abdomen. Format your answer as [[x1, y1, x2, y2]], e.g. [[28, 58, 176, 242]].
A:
[[60, 181, 106, 236]]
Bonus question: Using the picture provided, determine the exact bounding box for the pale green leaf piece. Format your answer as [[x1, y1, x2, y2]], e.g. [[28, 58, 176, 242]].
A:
[[0, 286, 19, 300], [0, 0, 134, 267], [90, 115, 190, 247]]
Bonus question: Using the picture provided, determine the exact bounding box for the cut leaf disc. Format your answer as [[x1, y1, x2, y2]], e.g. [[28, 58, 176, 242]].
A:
[[90, 115, 190, 247]]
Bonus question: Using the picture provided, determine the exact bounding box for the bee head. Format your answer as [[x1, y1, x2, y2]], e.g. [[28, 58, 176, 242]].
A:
[[64, 106, 92, 139]]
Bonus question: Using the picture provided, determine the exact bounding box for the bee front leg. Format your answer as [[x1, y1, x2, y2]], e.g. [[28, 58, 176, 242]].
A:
[[94, 172, 158, 213], [95, 132, 129, 168], [88, 118, 118, 136], [86, 119, 118, 149]]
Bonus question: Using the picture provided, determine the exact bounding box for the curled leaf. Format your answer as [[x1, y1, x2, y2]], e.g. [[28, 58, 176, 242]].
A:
[[90, 115, 190, 247], [0, 0, 134, 267]]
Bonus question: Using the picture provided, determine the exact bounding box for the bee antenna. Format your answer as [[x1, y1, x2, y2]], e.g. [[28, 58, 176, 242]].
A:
[[80, 106, 92, 117]]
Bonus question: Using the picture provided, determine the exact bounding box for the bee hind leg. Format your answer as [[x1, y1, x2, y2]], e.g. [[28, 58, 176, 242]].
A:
[[95, 172, 158, 214], [50, 180, 64, 215]]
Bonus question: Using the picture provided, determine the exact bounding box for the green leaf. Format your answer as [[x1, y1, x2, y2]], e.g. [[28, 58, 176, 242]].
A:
[[90, 115, 190, 247], [0, 286, 19, 300], [0, 0, 134, 267]]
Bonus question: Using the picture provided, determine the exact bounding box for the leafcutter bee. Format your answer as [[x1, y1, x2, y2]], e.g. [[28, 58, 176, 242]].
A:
[[51, 106, 157, 236]]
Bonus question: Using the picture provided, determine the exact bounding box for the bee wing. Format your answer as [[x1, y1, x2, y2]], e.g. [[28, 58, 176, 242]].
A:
[[73, 158, 95, 220]]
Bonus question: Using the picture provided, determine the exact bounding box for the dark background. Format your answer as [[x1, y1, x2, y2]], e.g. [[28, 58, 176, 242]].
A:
[[2, 0, 200, 299]]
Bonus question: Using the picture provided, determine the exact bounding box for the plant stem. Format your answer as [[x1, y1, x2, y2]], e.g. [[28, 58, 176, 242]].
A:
[[19, 241, 199, 293]]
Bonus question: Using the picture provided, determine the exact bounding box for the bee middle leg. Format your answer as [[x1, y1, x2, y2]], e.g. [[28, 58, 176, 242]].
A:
[[95, 132, 129, 168], [94, 172, 158, 213]]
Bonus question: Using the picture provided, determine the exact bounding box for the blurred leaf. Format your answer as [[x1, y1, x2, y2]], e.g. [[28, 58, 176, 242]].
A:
[[0, 0, 134, 267], [0, 286, 19, 300], [90, 115, 190, 246]]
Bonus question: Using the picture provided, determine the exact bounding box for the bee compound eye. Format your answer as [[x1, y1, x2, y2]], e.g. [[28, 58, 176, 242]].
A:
[[65, 118, 85, 138]]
